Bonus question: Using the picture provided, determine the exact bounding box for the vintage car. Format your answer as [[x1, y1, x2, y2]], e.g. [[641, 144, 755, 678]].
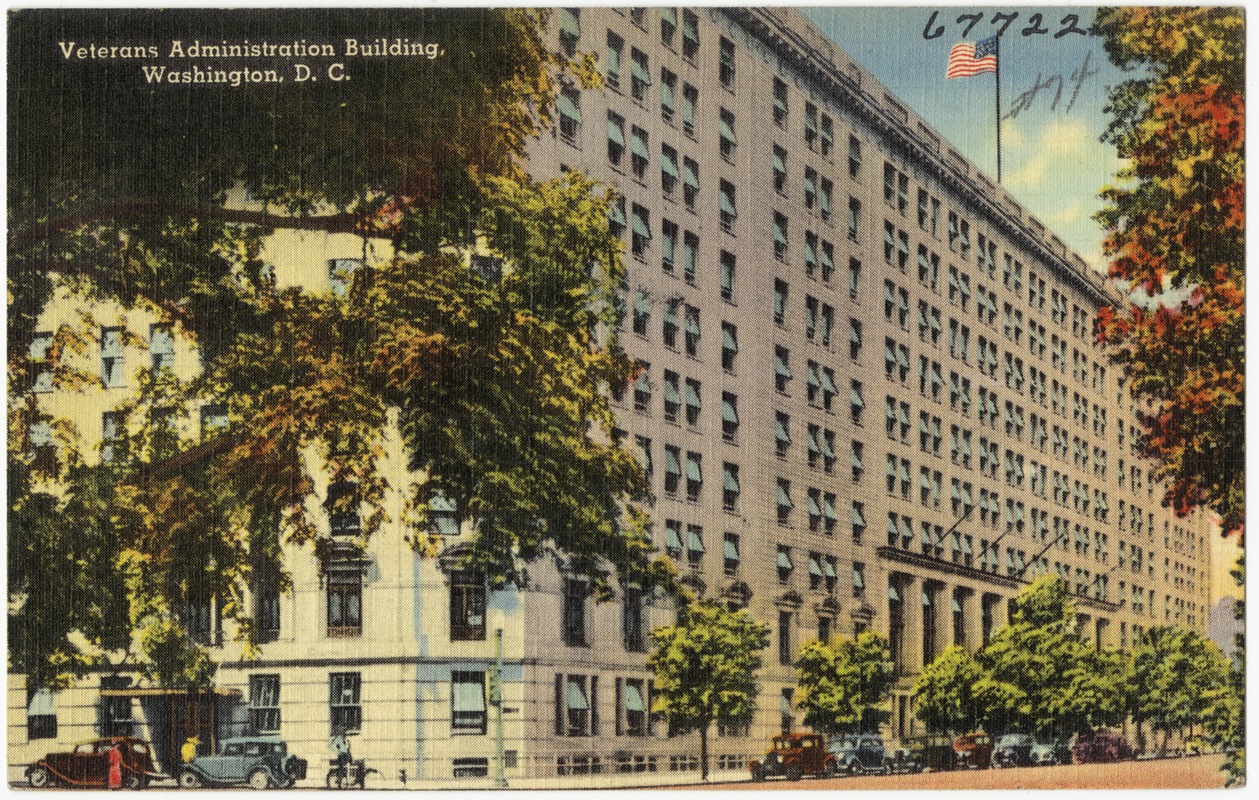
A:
[[1030, 738, 1073, 766], [884, 747, 925, 774], [828, 734, 888, 775], [1071, 731, 1133, 764], [178, 735, 307, 790], [991, 733, 1035, 767], [26, 736, 160, 789], [902, 733, 955, 772], [953, 731, 993, 769], [749, 733, 838, 781]]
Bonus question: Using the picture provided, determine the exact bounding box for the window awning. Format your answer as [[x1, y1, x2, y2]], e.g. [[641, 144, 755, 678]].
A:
[[721, 117, 738, 145], [719, 189, 737, 217], [567, 680, 589, 710], [559, 9, 580, 38], [664, 378, 679, 405], [606, 118, 625, 147], [685, 456, 701, 482], [822, 559, 837, 578], [558, 93, 582, 124], [684, 381, 700, 407], [632, 210, 651, 239], [664, 448, 680, 475], [632, 59, 652, 86], [777, 483, 793, 508], [723, 325, 738, 352], [724, 538, 739, 561], [807, 494, 820, 516], [683, 162, 698, 191], [820, 369, 836, 395], [624, 682, 645, 712], [631, 130, 650, 160], [723, 468, 740, 494], [852, 568, 864, 589], [775, 416, 791, 443], [722, 397, 738, 424], [665, 524, 682, 551], [777, 549, 794, 571], [775, 353, 792, 379], [888, 583, 900, 601], [661, 150, 678, 179], [687, 528, 705, 553]]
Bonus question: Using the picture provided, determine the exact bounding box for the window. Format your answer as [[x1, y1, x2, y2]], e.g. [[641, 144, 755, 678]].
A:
[[848, 135, 862, 177], [850, 380, 865, 424], [684, 378, 701, 426], [774, 346, 792, 393], [776, 479, 793, 525], [329, 258, 362, 296], [450, 570, 486, 641], [630, 47, 651, 101], [632, 361, 650, 412], [663, 445, 681, 495], [803, 166, 817, 208], [326, 480, 361, 537], [326, 565, 362, 638], [329, 672, 362, 734], [27, 688, 56, 740], [682, 231, 698, 284], [623, 586, 645, 652], [662, 301, 679, 346], [778, 610, 794, 665], [721, 392, 739, 442], [605, 31, 623, 89], [773, 212, 789, 260], [719, 250, 736, 301], [773, 78, 788, 124], [848, 257, 862, 298], [683, 304, 700, 355], [847, 197, 862, 241], [722, 461, 740, 511], [452, 671, 488, 734], [660, 7, 677, 46], [630, 126, 649, 179], [609, 196, 626, 239], [621, 678, 648, 735], [775, 412, 791, 458], [851, 501, 867, 544], [685, 451, 702, 501], [774, 279, 788, 324], [557, 8, 580, 55], [559, 674, 596, 736], [721, 321, 738, 370], [719, 180, 737, 231], [659, 148, 679, 198], [718, 36, 735, 86], [558, 84, 582, 143], [101, 326, 124, 388], [681, 10, 699, 60], [681, 83, 697, 137], [149, 324, 175, 372], [821, 115, 834, 156], [819, 178, 833, 221], [777, 544, 794, 583], [631, 204, 651, 257], [724, 532, 741, 576], [660, 67, 677, 122], [255, 576, 280, 640], [249, 675, 280, 733], [682, 157, 699, 208], [101, 411, 122, 462], [563, 579, 588, 646], [28, 331, 54, 393], [772, 145, 787, 193], [686, 524, 705, 566], [607, 111, 625, 165], [663, 370, 680, 422]]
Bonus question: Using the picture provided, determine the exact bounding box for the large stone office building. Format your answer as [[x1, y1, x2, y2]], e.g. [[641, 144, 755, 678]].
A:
[[10, 7, 1212, 787]]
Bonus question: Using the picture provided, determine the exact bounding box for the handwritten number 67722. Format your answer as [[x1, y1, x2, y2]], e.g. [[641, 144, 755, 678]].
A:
[[922, 11, 1089, 40]]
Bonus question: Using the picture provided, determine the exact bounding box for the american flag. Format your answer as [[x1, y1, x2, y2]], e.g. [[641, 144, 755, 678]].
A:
[[946, 36, 998, 79]]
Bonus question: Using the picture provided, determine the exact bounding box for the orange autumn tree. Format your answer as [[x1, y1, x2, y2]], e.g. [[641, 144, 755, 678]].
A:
[[1093, 7, 1245, 539]]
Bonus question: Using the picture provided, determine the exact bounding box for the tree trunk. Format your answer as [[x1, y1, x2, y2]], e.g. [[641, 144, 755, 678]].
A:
[[700, 721, 709, 781]]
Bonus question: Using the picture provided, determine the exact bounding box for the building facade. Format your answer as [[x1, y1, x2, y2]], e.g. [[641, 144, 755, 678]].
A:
[[10, 7, 1212, 787]]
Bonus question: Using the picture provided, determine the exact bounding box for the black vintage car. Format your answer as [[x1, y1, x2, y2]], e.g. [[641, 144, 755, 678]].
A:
[[828, 734, 888, 775], [902, 734, 955, 772], [992, 733, 1034, 767], [178, 736, 307, 790]]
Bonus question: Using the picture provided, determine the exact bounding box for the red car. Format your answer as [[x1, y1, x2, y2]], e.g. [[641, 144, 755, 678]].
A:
[[26, 736, 160, 789], [1071, 731, 1134, 764], [952, 732, 993, 769]]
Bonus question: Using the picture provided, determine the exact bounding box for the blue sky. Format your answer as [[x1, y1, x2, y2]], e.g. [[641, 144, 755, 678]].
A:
[[802, 6, 1136, 271]]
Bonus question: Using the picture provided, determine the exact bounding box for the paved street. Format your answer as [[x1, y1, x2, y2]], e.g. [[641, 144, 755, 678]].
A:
[[661, 754, 1229, 791]]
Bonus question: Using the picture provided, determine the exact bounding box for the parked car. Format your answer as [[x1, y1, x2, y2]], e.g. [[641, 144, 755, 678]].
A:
[[749, 733, 838, 781], [1071, 731, 1133, 764], [828, 734, 888, 775], [178, 736, 307, 789], [902, 733, 955, 772], [1030, 738, 1073, 766], [884, 747, 925, 774], [953, 731, 993, 769], [991, 733, 1034, 767], [26, 736, 160, 789]]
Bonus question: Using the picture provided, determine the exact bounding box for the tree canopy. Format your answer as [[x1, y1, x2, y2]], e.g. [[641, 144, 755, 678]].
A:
[[8, 8, 666, 688], [1093, 7, 1245, 538], [793, 631, 896, 736], [647, 600, 770, 781]]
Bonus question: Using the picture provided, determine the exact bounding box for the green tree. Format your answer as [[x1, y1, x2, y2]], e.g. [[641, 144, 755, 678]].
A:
[[793, 631, 896, 735], [1093, 7, 1245, 537], [977, 576, 1125, 738], [1129, 626, 1235, 757], [648, 600, 771, 781], [911, 645, 992, 735], [8, 9, 668, 688]]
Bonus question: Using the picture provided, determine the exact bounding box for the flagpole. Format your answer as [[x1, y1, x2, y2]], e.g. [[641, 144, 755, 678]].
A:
[[995, 35, 1002, 184]]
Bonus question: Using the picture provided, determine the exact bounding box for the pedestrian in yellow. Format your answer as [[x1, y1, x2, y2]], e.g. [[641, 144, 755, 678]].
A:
[[181, 736, 199, 764]]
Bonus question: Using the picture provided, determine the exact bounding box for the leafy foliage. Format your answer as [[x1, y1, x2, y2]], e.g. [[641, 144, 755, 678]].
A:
[[648, 600, 770, 780], [8, 9, 658, 687], [910, 645, 991, 736], [1127, 626, 1234, 753], [1093, 7, 1245, 537], [793, 631, 896, 735]]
